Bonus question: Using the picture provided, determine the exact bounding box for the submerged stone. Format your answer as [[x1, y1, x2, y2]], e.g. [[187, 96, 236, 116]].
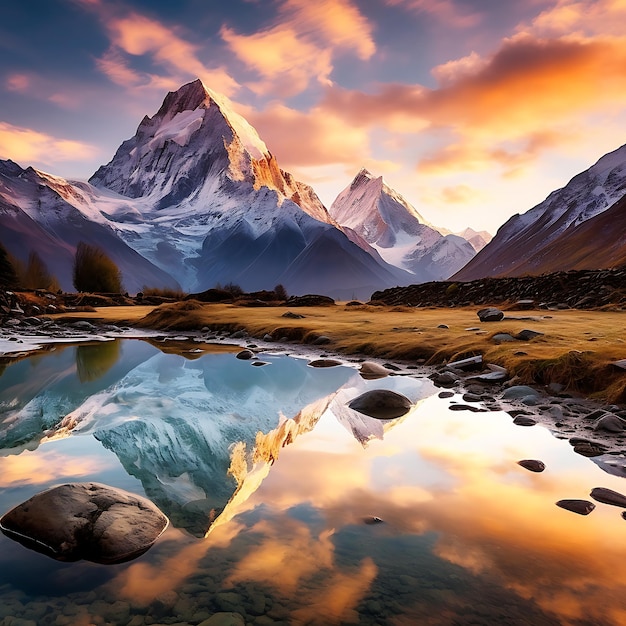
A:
[[556, 499, 595, 515], [308, 359, 342, 368], [0, 482, 168, 564], [590, 487, 626, 508], [235, 349, 254, 360], [348, 389, 412, 420], [518, 459, 546, 472]]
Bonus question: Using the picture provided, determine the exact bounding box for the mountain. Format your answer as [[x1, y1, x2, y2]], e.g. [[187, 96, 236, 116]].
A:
[[329, 169, 476, 282], [0, 160, 180, 293], [454, 144, 626, 280], [455, 227, 492, 252], [87, 79, 411, 299], [0, 80, 412, 299]]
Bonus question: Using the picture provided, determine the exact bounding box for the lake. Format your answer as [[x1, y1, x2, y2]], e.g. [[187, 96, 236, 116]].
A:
[[1, 339, 626, 625]]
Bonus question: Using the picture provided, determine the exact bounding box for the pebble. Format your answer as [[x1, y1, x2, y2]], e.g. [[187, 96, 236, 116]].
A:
[[590, 487, 626, 508], [513, 415, 537, 426]]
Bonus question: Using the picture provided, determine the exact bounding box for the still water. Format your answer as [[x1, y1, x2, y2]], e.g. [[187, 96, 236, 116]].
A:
[[1, 339, 626, 625]]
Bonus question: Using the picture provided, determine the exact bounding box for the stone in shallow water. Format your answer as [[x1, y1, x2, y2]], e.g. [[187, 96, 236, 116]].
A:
[[518, 459, 545, 472], [513, 415, 537, 426], [0, 482, 168, 564], [359, 361, 389, 380], [556, 499, 595, 515], [348, 389, 412, 420], [308, 358, 342, 368], [590, 487, 626, 508], [235, 349, 254, 360]]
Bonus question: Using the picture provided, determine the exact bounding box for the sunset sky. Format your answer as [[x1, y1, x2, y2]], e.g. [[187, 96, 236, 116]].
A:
[[2, 0, 626, 233]]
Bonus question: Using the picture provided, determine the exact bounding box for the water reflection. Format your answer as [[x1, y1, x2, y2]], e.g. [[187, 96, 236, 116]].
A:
[[2, 342, 626, 624], [75, 341, 121, 383]]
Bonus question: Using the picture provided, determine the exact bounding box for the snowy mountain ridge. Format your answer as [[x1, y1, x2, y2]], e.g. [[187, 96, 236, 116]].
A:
[[330, 168, 476, 282]]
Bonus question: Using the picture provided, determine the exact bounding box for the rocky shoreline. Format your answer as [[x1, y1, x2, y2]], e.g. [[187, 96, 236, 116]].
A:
[[371, 267, 626, 309], [2, 312, 625, 473]]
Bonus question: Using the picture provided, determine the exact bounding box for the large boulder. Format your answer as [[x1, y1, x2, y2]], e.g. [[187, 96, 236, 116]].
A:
[[0, 482, 168, 564], [348, 389, 412, 419]]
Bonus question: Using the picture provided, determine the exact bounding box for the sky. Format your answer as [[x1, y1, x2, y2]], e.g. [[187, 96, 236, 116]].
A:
[[2, 0, 626, 234]]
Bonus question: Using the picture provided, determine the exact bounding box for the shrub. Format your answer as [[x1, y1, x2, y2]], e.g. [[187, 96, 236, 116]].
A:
[[274, 284, 288, 300], [223, 282, 244, 296], [73, 242, 123, 293], [141, 286, 187, 299]]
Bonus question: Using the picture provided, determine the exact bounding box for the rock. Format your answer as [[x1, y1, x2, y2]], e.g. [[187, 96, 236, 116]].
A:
[[198, 613, 245, 626], [513, 415, 537, 426], [262, 334, 274, 342], [70, 321, 96, 330], [308, 359, 342, 368], [312, 335, 331, 345], [448, 404, 481, 412], [470, 364, 508, 382], [430, 371, 459, 388], [285, 294, 335, 307], [447, 355, 483, 371], [509, 299, 535, 310], [492, 333, 517, 343], [251, 361, 269, 367], [612, 359, 626, 370], [521, 395, 540, 406], [515, 329, 544, 341], [230, 330, 247, 339], [438, 391, 455, 398], [348, 389, 412, 419], [594, 414, 626, 432], [363, 516, 384, 525], [383, 363, 401, 371], [503, 385, 539, 399], [556, 499, 596, 515], [0, 482, 168, 564], [437, 324, 449, 329], [590, 487, 626, 508], [359, 361, 390, 380], [235, 349, 254, 360], [477, 307, 504, 322], [281, 311, 305, 319], [462, 393, 482, 403], [518, 459, 545, 472]]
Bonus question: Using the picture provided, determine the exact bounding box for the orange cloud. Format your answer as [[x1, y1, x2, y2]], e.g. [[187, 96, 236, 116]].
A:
[[0, 450, 105, 488], [105, 13, 239, 96], [320, 32, 626, 175], [440, 184, 484, 204], [0, 122, 98, 164], [385, 0, 482, 27], [244, 102, 370, 167], [6, 73, 30, 92], [221, 0, 375, 95]]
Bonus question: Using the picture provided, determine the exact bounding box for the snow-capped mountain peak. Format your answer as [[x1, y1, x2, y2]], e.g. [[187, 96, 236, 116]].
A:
[[330, 169, 475, 281]]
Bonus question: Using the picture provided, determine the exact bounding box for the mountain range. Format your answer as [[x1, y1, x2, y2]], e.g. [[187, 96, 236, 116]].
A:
[[0, 79, 484, 299], [1, 78, 624, 297], [455, 143, 626, 280]]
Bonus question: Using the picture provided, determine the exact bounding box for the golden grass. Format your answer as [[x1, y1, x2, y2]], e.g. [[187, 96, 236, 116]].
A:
[[55, 303, 626, 402]]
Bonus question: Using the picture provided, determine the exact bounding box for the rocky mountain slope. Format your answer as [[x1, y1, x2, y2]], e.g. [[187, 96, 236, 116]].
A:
[[455, 144, 626, 280], [0, 161, 180, 293], [330, 169, 476, 281]]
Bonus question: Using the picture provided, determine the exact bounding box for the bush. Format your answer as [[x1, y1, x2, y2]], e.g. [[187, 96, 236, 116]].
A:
[[223, 282, 244, 296], [141, 286, 187, 299], [274, 284, 288, 300], [73, 242, 123, 293]]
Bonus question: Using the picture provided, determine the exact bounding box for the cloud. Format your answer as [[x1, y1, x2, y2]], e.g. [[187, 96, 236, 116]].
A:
[[5, 73, 30, 92], [244, 102, 371, 167], [385, 0, 482, 28], [76, 3, 239, 96], [440, 184, 484, 204], [4, 72, 85, 110], [0, 122, 98, 164], [221, 0, 375, 95], [319, 31, 626, 175]]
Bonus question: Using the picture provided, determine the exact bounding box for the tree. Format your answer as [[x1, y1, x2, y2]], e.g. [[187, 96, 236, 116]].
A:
[[0, 243, 18, 289], [274, 284, 288, 300], [73, 242, 123, 293], [23, 251, 59, 290]]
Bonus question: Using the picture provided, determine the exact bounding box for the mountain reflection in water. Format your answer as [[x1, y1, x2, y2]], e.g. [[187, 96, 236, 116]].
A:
[[2, 340, 626, 624]]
